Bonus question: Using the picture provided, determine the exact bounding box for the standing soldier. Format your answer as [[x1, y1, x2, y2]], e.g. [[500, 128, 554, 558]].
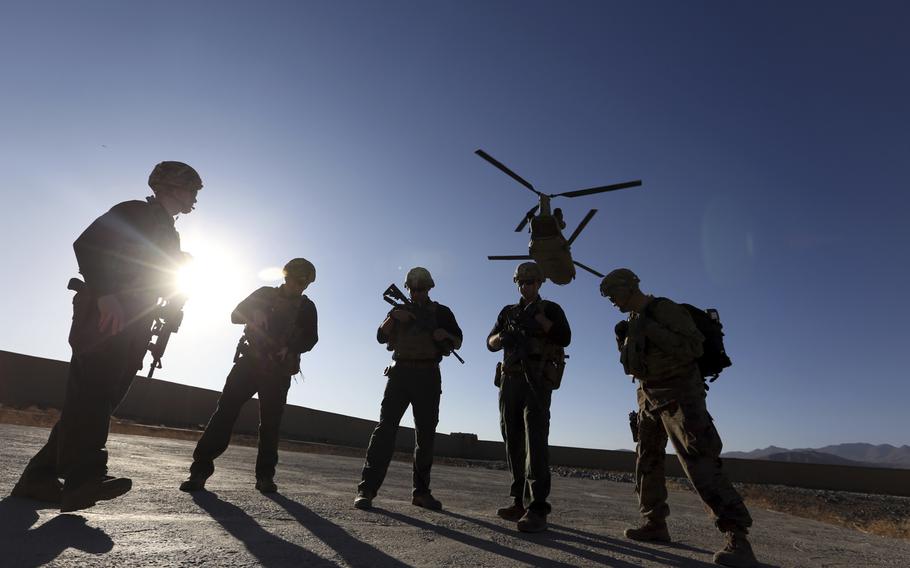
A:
[[11, 161, 202, 512], [179, 258, 318, 494], [354, 267, 462, 511], [600, 268, 757, 568], [486, 262, 570, 533]]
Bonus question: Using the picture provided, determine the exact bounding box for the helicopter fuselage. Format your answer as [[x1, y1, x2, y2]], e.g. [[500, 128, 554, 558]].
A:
[[529, 214, 575, 285]]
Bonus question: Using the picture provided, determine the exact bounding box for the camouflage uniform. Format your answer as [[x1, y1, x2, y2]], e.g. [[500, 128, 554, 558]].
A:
[[488, 296, 571, 515], [623, 296, 752, 531], [188, 284, 318, 483]]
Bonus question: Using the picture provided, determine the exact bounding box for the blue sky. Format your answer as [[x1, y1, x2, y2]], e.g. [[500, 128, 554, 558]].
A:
[[1, 1, 908, 452]]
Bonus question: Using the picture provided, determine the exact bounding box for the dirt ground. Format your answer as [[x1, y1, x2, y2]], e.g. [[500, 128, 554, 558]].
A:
[[3, 404, 907, 542]]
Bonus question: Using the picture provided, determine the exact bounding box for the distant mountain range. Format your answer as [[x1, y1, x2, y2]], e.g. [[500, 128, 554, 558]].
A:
[[722, 443, 910, 469]]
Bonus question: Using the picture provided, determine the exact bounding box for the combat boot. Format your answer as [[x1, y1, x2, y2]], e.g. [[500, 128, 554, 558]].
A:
[[517, 509, 548, 533], [255, 477, 278, 494], [411, 492, 443, 510], [353, 491, 373, 510], [10, 475, 63, 503], [179, 476, 208, 492], [60, 476, 132, 513], [497, 502, 526, 522], [624, 519, 671, 542], [713, 529, 758, 567]]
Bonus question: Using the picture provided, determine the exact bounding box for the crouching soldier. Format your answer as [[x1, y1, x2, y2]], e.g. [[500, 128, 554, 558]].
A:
[[180, 258, 318, 494], [487, 262, 571, 533], [11, 161, 202, 512], [354, 267, 462, 511], [601, 268, 757, 568]]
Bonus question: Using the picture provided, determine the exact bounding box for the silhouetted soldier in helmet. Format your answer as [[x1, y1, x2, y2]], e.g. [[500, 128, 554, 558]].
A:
[[11, 161, 202, 512], [354, 267, 463, 511], [600, 268, 757, 568], [179, 258, 318, 494], [487, 262, 571, 533]]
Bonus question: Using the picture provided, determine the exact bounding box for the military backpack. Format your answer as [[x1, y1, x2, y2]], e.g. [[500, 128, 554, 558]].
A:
[[679, 303, 732, 382]]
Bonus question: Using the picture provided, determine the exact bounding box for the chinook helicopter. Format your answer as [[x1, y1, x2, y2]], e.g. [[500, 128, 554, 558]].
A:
[[476, 149, 642, 285]]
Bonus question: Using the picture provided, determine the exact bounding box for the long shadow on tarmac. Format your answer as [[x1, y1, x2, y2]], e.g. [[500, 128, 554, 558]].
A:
[[437, 510, 718, 568], [376, 507, 581, 568], [0, 497, 114, 567], [266, 494, 410, 568], [191, 491, 337, 567]]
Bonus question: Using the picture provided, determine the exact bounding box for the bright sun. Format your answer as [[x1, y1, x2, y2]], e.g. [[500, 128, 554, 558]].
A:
[[174, 239, 252, 321]]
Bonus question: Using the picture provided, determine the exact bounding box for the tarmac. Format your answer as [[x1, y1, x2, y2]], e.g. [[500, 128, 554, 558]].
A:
[[2, 423, 908, 567]]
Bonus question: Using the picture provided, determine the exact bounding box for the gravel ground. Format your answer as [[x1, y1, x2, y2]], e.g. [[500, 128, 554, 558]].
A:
[[4, 406, 908, 542]]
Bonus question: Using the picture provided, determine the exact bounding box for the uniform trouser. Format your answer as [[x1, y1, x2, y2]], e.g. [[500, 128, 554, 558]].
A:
[[635, 384, 752, 532], [499, 371, 553, 514], [189, 357, 291, 481], [21, 322, 148, 490], [358, 365, 441, 497]]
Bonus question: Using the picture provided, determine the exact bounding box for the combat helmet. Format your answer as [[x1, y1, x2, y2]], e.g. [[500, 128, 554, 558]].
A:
[[513, 262, 544, 284], [405, 267, 434, 290], [283, 258, 316, 286], [148, 161, 203, 192], [600, 268, 640, 297]]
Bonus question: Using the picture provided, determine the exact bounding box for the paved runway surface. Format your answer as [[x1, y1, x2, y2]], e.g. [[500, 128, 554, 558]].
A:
[[2, 424, 908, 567]]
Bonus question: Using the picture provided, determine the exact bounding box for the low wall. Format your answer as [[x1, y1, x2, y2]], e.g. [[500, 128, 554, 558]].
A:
[[1, 349, 907, 496]]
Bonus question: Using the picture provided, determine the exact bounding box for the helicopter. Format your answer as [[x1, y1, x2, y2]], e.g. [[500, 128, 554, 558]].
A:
[[475, 149, 642, 285]]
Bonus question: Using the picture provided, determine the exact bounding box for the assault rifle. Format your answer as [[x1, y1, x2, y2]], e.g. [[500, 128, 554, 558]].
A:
[[382, 283, 464, 364], [147, 295, 187, 379]]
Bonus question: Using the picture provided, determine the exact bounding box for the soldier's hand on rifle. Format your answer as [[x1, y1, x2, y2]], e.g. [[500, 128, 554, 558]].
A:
[[97, 294, 124, 336], [390, 309, 415, 322]]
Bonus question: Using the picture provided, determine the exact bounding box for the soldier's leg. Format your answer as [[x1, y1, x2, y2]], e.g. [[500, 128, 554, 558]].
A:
[[499, 372, 528, 504], [663, 396, 752, 531], [410, 367, 441, 496], [254, 373, 292, 481], [358, 369, 411, 497], [189, 359, 259, 479], [525, 384, 553, 514], [58, 334, 141, 489], [636, 406, 671, 523]]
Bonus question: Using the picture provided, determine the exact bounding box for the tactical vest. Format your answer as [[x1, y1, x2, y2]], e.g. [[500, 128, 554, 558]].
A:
[[240, 288, 305, 375], [391, 302, 440, 361], [502, 300, 567, 388]]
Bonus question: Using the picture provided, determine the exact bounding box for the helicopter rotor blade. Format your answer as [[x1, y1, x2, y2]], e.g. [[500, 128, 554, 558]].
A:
[[515, 204, 539, 232], [553, 179, 642, 199], [573, 260, 605, 278], [488, 255, 533, 260], [475, 149, 541, 196], [566, 209, 597, 246]]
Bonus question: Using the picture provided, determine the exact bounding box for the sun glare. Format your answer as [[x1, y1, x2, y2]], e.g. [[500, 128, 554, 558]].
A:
[[175, 239, 251, 321]]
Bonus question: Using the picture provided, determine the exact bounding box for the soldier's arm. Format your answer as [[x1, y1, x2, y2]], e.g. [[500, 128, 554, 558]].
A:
[[73, 203, 145, 296], [543, 302, 571, 347], [487, 308, 508, 351], [231, 287, 272, 325], [435, 305, 463, 350], [289, 299, 318, 354], [643, 300, 704, 358]]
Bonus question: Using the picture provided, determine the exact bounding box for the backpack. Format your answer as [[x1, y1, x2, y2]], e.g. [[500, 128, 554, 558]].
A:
[[679, 303, 732, 382]]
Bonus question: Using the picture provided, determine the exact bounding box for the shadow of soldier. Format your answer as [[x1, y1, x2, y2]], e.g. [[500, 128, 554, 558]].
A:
[[266, 494, 410, 568], [190, 491, 335, 568], [0, 497, 114, 567], [546, 523, 718, 568], [374, 507, 580, 568]]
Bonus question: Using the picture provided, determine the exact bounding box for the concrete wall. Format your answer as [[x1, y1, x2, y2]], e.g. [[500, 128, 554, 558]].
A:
[[2, 349, 908, 496]]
